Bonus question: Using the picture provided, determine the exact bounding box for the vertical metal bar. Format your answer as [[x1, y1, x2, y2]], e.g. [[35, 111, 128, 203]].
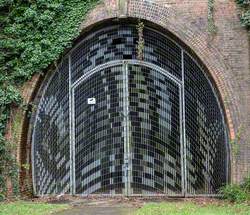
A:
[[122, 61, 127, 196], [179, 83, 184, 196], [69, 55, 75, 195], [126, 63, 132, 196], [181, 50, 187, 196], [123, 61, 131, 196]]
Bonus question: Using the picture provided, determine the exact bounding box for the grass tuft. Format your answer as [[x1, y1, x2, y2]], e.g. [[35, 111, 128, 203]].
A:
[[0, 201, 69, 215], [134, 202, 250, 215]]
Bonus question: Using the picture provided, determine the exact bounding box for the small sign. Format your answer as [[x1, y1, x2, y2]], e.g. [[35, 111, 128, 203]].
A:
[[87, 98, 96, 104]]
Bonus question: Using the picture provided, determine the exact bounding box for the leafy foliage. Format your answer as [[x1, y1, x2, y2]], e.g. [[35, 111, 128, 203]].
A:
[[230, 125, 243, 157], [220, 176, 250, 202], [207, 0, 217, 34], [136, 20, 145, 60], [236, 0, 250, 30], [0, 0, 99, 199]]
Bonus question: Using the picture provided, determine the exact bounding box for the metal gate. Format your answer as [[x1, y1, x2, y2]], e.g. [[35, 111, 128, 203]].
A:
[[31, 24, 229, 196], [71, 61, 183, 195]]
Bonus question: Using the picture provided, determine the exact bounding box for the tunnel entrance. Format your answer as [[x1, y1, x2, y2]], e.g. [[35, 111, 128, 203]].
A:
[[31, 23, 229, 196]]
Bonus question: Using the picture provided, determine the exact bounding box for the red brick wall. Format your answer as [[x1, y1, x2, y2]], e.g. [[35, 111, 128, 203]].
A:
[[8, 0, 249, 189], [126, 0, 250, 183]]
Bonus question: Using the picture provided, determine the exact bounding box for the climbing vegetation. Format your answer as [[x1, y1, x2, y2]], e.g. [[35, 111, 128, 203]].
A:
[[207, 0, 217, 34], [207, 0, 250, 34], [0, 0, 100, 200], [236, 0, 250, 31], [136, 20, 145, 60]]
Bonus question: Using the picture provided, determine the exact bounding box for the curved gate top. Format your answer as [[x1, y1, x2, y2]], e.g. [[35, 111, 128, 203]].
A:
[[31, 24, 229, 196]]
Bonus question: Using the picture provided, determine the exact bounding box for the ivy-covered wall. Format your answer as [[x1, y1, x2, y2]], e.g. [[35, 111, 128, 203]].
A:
[[0, 0, 100, 200]]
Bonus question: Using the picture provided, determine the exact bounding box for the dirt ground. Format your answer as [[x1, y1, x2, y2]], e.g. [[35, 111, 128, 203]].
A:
[[30, 196, 228, 215]]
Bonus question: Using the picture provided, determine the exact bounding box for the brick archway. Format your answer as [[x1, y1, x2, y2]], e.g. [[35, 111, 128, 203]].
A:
[[7, 0, 250, 196]]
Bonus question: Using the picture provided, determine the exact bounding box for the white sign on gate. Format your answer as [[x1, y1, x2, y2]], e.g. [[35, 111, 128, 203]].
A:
[[87, 98, 96, 104]]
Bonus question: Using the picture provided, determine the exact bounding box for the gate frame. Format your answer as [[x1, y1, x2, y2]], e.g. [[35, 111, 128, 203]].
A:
[[70, 59, 184, 197], [31, 24, 230, 197]]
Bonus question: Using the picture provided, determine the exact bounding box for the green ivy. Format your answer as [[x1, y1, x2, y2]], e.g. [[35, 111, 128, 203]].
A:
[[220, 175, 250, 202], [0, 0, 100, 200], [236, 0, 250, 31], [207, 0, 250, 33], [207, 0, 217, 34]]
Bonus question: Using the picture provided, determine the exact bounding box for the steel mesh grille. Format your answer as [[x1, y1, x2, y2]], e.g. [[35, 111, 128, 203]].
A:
[[71, 26, 137, 83], [74, 66, 125, 194], [32, 24, 229, 196], [128, 65, 182, 195], [184, 53, 228, 194], [70, 25, 182, 83], [33, 58, 70, 195]]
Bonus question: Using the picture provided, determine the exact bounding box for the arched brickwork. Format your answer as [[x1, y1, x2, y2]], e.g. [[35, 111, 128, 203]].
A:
[[7, 0, 250, 193]]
